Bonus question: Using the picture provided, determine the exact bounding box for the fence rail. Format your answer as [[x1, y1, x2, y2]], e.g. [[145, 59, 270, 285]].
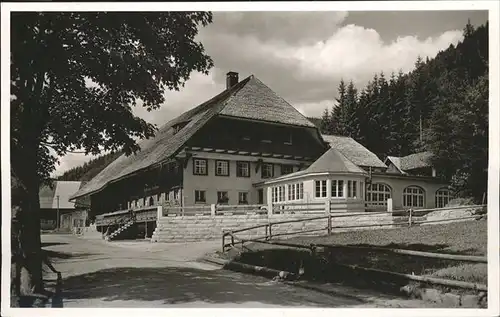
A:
[[222, 224, 487, 291], [222, 204, 487, 253]]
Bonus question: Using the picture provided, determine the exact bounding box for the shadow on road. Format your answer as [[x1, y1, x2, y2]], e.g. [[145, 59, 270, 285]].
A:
[[61, 266, 364, 307], [42, 242, 69, 248]]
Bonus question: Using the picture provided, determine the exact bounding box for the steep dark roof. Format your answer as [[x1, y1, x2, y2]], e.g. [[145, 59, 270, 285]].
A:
[[219, 77, 315, 127], [72, 75, 316, 199], [321, 134, 387, 169]]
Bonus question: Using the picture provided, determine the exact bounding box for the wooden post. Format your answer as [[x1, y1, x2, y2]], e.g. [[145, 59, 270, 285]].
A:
[[327, 213, 332, 235], [145, 220, 148, 239], [222, 231, 226, 252], [157, 205, 163, 219], [269, 223, 273, 240], [211, 204, 216, 216], [231, 233, 234, 247], [408, 208, 413, 227], [267, 187, 273, 216], [265, 224, 269, 240]]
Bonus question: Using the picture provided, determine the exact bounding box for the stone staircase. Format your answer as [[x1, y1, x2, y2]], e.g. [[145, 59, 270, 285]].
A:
[[105, 219, 135, 241]]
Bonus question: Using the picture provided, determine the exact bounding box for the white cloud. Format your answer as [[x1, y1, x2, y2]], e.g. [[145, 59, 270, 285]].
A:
[[286, 26, 463, 82]]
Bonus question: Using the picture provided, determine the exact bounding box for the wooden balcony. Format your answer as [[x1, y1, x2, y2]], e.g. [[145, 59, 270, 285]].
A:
[[95, 206, 159, 227]]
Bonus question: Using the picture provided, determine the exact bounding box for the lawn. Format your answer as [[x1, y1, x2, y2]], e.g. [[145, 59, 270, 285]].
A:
[[224, 219, 487, 293], [277, 217, 487, 256]]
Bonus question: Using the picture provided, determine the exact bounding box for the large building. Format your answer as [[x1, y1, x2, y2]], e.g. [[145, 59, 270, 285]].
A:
[[71, 72, 451, 225], [71, 72, 327, 221]]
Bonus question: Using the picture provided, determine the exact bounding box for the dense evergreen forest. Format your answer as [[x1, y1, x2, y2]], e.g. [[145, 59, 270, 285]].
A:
[[57, 151, 122, 182], [320, 21, 488, 202]]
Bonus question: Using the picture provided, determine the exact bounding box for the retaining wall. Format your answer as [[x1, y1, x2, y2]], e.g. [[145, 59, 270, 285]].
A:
[[151, 212, 395, 242]]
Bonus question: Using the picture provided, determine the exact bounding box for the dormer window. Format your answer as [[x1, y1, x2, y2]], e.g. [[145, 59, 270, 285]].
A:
[[172, 121, 189, 135]]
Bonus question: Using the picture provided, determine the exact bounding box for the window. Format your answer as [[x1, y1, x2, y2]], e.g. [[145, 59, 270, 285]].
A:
[[217, 191, 229, 204], [148, 196, 154, 206], [281, 165, 294, 175], [261, 163, 274, 179], [272, 186, 285, 202], [215, 160, 230, 176], [238, 192, 249, 204], [195, 190, 206, 203], [172, 121, 189, 135], [287, 183, 304, 201], [435, 188, 451, 208], [331, 180, 345, 198], [366, 183, 392, 207], [193, 159, 207, 175], [403, 186, 425, 208], [236, 161, 250, 177], [315, 180, 327, 198], [174, 189, 180, 201], [347, 181, 358, 198]]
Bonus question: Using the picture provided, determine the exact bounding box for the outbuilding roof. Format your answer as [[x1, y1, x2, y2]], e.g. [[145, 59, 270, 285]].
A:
[[39, 181, 82, 209], [386, 151, 434, 173]]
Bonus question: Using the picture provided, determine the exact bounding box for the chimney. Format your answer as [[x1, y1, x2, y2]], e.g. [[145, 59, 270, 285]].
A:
[[226, 71, 239, 89]]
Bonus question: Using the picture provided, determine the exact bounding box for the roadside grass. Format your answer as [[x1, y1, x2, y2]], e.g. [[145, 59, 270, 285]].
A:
[[426, 263, 487, 284], [282, 218, 487, 256], [224, 219, 487, 294]]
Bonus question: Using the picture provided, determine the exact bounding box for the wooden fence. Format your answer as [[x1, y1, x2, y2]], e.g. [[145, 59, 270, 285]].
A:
[[221, 204, 487, 291]]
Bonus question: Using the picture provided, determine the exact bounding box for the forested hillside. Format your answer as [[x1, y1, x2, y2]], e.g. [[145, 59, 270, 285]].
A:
[[57, 151, 122, 182], [320, 21, 488, 202]]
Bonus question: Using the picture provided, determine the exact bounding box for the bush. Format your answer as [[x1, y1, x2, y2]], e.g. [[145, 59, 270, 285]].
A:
[[446, 197, 475, 207]]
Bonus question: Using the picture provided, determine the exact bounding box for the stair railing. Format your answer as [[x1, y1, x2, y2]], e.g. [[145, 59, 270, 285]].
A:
[[104, 210, 136, 239]]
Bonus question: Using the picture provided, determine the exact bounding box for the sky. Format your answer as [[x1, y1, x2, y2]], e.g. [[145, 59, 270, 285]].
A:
[[54, 10, 489, 177]]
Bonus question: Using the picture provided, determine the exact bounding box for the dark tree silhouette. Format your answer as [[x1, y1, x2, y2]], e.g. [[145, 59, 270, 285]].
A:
[[10, 12, 214, 302]]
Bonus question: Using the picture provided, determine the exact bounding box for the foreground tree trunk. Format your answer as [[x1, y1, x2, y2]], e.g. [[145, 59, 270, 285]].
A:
[[11, 153, 45, 303]]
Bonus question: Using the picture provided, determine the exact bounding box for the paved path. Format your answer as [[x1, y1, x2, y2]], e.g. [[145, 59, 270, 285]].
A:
[[41, 234, 434, 308]]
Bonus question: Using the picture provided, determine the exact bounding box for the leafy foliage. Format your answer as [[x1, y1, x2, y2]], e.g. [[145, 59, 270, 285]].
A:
[[319, 20, 489, 202], [10, 11, 214, 298], [11, 12, 214, 185]]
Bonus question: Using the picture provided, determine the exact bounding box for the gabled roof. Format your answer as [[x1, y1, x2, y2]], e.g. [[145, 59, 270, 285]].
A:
[[266, 147, 367, 183], [72, 75, 316, 199], [40, 181, 82, 209], [386, 151, 434, 172], [306, 147, 367, 175], [220, 77, 315, 127], [321, 134, 387, 169]]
